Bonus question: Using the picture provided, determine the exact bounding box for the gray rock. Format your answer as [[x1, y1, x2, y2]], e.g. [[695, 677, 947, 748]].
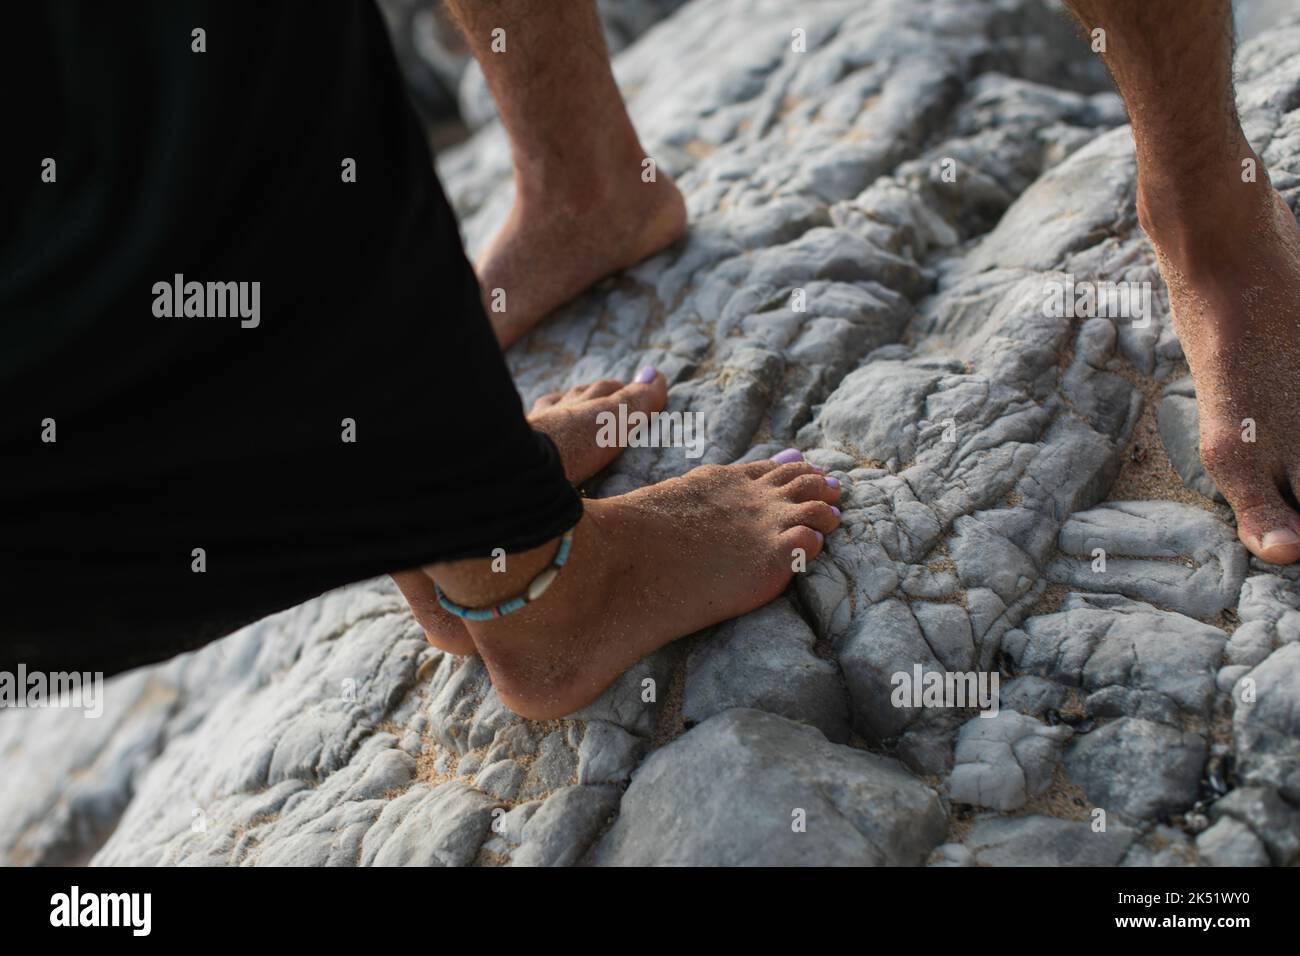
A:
[[927, 842, 974, 867], [490, 802, 541, 846], [962, 814, 1137, 866], [1234, 643, 1300, 791], [1065, 717, 1205, 822], [1045, 501, 1246, 619], [1002, 593, 1226, 723], [1217, 664, 1252, 694], [1157, 376, 1224, 501], [475, 760, 526, 802], [519, 730, 580, 801], [1209, 786, 1300, 866], [1225, 620, 1275, 668], [948, 710, 1071, 811], [590, 709, 947, 865], [998, 676, 1067, 717], [1120, 825, 1197, 867], [1196, 818, 1270, 867], [360, 782, 496, 867], [683, 598, 850, 742], [511, 786, 621, 867], [576, 721, 645, 786]]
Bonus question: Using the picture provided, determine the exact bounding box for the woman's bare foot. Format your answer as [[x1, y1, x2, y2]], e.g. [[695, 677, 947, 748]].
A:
[[1139, 158, 1300, 564], [526, 366, 669, 485], [393, 368, 669, 654], [477, 172, 687, 349], [432, 455, 843, 719]]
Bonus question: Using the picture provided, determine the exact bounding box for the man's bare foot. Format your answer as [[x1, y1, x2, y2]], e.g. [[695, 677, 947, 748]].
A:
[[393, 368, 669, 654], [476, 172, 687, 349], [1139, 158, 1300, 564], [437, 455, 843, 719]]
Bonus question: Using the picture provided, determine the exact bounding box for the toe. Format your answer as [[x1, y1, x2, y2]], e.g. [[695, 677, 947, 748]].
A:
[[530, 390, 563, 413], [779, 525, 826, 564], [391, 571, 477, 656], [1234, 494, 1300, 564], [613, 366, 668, 415], [787, 500, 841, 535], [574, 368, 668, 433], [1218, 476, 1300, 564], [581, 379, 624, 400], [784, 473, 843, 503], [1203, 436, 1300, 564], [764, 461, 820, 486]]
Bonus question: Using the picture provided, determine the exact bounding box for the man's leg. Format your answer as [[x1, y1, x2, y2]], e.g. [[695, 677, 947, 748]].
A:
[[1066, 0, 1300, 564], [445, 0, 687, 348]]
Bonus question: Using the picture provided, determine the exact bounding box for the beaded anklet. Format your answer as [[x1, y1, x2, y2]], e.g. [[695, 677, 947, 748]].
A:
[[434, 528, 575, 621]]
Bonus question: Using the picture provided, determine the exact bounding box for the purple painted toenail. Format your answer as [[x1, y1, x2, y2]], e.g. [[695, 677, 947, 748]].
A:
[[825, 476, 840, 489], [771, 448, 803, 464], [831, 506, 841, 518], [633, 365, 657, 384], [814, 530, 824, 545]]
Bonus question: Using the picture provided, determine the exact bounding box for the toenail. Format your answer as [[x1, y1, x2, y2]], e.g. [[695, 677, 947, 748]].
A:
[[1261, 529, 1300, 550], [633, 365, 657, 384], [814, 530, 824, 545], [825, 476, 840, 489], [772, 448, 803, 464], [831, 506, 841, 518]]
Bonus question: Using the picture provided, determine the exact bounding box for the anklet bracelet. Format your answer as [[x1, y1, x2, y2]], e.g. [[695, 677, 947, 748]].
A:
[[434, 528, 575, 621]]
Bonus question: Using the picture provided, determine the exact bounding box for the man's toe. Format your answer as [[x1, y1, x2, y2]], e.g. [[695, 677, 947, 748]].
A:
[[1228, 484, 1300, 564]]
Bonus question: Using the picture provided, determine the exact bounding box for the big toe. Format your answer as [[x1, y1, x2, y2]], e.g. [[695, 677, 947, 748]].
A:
[[1202, 436, 1300, 564], [1226, 484, 1300, 564], [611, 366, 668, 416]]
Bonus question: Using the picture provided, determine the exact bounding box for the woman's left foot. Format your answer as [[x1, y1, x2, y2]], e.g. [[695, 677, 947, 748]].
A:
[[393, 368, 668, 654]]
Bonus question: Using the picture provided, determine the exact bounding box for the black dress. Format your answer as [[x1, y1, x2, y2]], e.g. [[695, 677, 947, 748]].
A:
[[0, 1, 581, 675]]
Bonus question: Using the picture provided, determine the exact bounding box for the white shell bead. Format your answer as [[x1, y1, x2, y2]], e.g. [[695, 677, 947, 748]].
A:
[[528, 568, 559, 601]]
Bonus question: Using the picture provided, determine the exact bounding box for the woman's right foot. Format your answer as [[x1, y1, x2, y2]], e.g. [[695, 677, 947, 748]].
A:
[[436, 456, 843, 720], [393, 368, 669, 654]]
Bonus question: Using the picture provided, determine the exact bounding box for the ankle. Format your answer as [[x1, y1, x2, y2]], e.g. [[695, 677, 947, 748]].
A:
[[465, 509, 615, 719], [428, 534, 562, 611], [512, 137, 655, 211], [462, 506, 614, 640], [1136, 151, 1273, 265]]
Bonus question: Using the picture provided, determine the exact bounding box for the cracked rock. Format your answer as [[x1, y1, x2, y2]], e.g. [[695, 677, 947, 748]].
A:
[[961, 814, 1137, 866], [590, 709, 947, 865], [948, 710, 1071, 811], [1002, 592, 1226, 723], [1157, 376, 1224, 502], [1065, 717, 1206, 823], [683, 597, 851, 742], [1045, 501, 1246, 619]]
